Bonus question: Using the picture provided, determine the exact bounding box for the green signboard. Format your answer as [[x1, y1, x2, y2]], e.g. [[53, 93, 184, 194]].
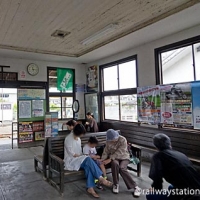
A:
[[57, 68, 74, 91]]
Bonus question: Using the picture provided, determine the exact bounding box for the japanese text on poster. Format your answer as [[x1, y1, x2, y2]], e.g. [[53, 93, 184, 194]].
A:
[[19, 101, 31, 118], [160, 83, 192, 128], [32, 100, 44, 117], [137, 86, 161, 124]]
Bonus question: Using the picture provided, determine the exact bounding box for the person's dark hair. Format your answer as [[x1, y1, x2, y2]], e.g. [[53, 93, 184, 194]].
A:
[[73, 124, 86, 136], [66, 120, 76, 126], [88, 136, 98, 144], [153, 133, 171, 151], [86, 112, 94, 118]]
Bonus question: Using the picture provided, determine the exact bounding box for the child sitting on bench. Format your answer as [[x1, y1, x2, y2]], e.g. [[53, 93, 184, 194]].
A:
[[83, 136, 107, 188]]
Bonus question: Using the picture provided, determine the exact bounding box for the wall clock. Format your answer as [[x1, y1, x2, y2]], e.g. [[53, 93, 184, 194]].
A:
[[27, 63, 39, 76]]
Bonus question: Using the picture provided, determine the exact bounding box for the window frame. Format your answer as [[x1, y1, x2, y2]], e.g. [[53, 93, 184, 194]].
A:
[[100, 55, 138, 122], [47, 67, 75, 120], [155, 35, 200, 85]]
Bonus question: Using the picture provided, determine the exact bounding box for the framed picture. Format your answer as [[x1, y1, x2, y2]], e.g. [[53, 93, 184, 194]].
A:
[[86, 66, 98, 92]]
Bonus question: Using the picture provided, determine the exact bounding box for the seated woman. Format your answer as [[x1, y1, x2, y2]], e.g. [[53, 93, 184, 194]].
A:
[[101, 129, 141, 197], [62, 119, 76, 130], [64, 124, 112, 198], [85, 112, 99, 132]]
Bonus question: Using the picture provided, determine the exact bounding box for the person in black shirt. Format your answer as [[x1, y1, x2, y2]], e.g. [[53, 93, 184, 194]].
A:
[[147, 133, 200, 200]]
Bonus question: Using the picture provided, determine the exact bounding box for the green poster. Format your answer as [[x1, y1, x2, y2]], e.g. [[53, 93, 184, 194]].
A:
[[57, 68, 73, 91]]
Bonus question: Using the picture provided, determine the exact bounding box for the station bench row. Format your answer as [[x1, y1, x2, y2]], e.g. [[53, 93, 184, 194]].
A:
[[34, 131, 142, 196]]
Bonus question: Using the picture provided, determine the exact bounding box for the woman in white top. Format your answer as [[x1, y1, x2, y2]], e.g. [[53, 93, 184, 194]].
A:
[[64, 124, 112, 198]]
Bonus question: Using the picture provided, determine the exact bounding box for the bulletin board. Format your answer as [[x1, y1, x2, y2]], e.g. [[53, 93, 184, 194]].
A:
[[17, 89, 46, 145]]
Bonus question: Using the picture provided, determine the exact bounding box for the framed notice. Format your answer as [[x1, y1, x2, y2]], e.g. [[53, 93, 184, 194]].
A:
[[19, 101, 31, 118], [32, 100, 44, 117]]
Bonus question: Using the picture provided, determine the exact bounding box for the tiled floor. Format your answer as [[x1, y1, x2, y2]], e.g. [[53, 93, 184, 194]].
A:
[[0, 146, 168, 200]]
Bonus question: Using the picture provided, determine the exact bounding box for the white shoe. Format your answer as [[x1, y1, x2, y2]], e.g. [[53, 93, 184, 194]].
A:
[[113, 184, 119, 194], [134, 186, 141, 197]]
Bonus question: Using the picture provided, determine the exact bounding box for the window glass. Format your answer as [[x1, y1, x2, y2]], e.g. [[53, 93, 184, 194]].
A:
[[49, 70, 60, 93], [103, 66, 118, 91], [119, 60, 137, 89], [194, 42, 200, 80], [120, 95, 137, 122], [62, 97, 73, 107], [104, 96, 119, 120], [161, 46, 194, 84], [62, 107, 73, 118], [49, 97, 61, 107], [48, 68, 74, 119]]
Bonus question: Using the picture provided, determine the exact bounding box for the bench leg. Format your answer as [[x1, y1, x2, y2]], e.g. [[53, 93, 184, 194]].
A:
[[34, 159, 38, 172], [137, 150, 141, 177], [43, 164, 47, 180], [60, 171, 64, 196]]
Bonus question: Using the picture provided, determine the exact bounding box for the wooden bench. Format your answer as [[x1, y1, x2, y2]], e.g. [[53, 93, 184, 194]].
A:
[[131, 144, 200, 168], [48, 131, 142, 196], [34, 155, 43, 173]]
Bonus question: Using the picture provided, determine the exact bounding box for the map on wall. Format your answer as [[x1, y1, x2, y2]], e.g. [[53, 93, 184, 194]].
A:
[[18, 89, 45, 100]]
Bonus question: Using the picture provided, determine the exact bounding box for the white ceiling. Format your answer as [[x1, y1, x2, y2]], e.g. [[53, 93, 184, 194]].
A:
[[0, 2, 200, 64]]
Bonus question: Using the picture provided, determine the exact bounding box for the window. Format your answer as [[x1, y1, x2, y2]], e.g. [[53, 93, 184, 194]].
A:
[[101, 56, 138, 122], [48, 68, 74, 119], [156, 36, 200, 84], [0, 72, 17, 81]]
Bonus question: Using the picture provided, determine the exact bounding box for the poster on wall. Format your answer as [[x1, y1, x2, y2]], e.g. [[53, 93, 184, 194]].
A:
[[45, 114, 52, 137], [19, 122, 33, 132], [51, 112, 58, 137], [160, 103, 173, 124], [33, 121, 44, 132], [19, 101, 31, 118], [19, 132, 33, 143], [35, 131, 45, 141], [57, 68, 74, 91], [192, 81, 200, 129], [18, 122, 33, 143], [160, 83, 193, 128], [137, 86, 161, 124], [86, 66, 98, 92], [32, 100, 44, 117]]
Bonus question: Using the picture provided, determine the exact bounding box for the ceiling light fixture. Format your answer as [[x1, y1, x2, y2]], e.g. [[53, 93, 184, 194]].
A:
[[80, 23, 118, 45]]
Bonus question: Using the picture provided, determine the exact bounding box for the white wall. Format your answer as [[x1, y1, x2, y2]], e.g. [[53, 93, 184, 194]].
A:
[[0, 57, 86, 118], [87, 24, 200, 87]]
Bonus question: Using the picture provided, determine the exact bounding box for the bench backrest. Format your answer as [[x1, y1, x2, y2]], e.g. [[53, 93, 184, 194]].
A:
[[48, 132, 107, 159], [48, 130, 120, 159], [101, 121, 200, 160]]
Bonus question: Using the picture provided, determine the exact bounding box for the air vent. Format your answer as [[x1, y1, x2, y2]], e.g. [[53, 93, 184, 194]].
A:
[[51, 30, 70, 38]]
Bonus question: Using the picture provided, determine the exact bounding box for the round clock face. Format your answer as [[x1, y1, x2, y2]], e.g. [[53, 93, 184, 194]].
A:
[[27, 63, 39, 76]]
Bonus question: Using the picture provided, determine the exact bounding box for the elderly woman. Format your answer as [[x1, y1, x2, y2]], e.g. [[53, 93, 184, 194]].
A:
[[101, 129, 141, 196], [64, 124, 112, 198]]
